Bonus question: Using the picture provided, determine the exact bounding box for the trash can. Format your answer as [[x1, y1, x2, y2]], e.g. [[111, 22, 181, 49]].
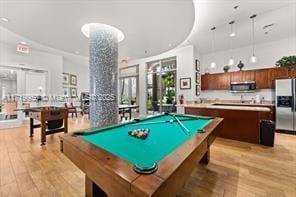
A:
[[260, 120, 275, 147]]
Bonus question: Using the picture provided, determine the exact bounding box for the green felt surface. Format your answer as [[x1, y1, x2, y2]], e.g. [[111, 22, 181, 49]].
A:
[[81, 114, 212, 168]]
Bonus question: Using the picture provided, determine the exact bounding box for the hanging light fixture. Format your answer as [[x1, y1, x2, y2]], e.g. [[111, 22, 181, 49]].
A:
[[210, 27, 216, 68], [229, 20, 236, 37], [250, 14, 257, 63], [228, 21, 235, 66], [229, 58, 235, 66]]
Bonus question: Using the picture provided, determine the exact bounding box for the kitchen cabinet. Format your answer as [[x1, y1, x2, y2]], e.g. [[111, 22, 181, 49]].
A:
[[201, 74, 209, 90], [255, 69, 271, 89], [230, 71, 243, 82], [206, 73, 220, 90], [269, 67, 289, 88], [243, 70, 256, 81], [184, 106, 271, 144], [289, 69, 296, 78], [201, 67, 292, 91], [207, 73, 219, 90], [269, 67, 289, 80], [230, 70, 255, 82], [201, 73, 230, 90], [219, 72, 230, 89]]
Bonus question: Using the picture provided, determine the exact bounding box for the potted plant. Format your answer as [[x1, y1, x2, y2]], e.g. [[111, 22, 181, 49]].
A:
[[276, 55, 296, 70], [223, 65, 230, 73]]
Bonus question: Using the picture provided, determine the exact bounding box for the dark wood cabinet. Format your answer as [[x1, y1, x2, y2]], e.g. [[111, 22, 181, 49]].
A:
[[230, 70, 255, 82], [201, 73, 230, 90], [289, 69, 296, 78], [219, 73, 230, 90], [201, 74, 209, 90], [255, 69, 271, 89], [243, 70, 255, 81], [269, 67, 289, 80], [184, 107, 271, 144], [230, 71, 243, 82], [207, 73, 219, 90], [201, 67, 293, 91], [269, 67, 289, 88]]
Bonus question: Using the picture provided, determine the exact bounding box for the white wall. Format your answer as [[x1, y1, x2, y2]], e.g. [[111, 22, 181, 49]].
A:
[[0, 79, 16, 94], [0, 42, 63, 95], [199, 37, 296, 101], [0, 79, 17, 101], [24, 72, 47, 95], [201, 37, 296, 74], [128, 45, 195, 115], [63, 57, 89, 95]]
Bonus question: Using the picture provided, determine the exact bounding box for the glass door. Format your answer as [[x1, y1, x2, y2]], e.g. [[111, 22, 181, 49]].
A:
[[120, 77, 138, 105], [0, 68, 18, 121], [147, 57, 176, 114], [147, 63, 161, 113]]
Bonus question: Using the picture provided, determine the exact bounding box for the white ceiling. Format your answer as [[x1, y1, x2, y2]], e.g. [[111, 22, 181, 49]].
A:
[[0, 0, 195, 59], [185, 0, 296, 54], [0, 0, 295, 61]]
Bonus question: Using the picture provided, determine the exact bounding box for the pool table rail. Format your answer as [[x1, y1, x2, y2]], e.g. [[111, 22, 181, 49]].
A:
[[59, 116, 223, 197]]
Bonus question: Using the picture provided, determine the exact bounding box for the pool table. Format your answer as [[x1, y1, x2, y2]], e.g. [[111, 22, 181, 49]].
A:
[[59, 113, 223, 197]]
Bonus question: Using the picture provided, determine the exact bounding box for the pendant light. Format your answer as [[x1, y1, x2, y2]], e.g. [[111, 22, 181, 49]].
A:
[[228, 21, 235, 66], [229, 20, 236, 37], [210, 27, 216, 68], [250, 14, 257, 63]]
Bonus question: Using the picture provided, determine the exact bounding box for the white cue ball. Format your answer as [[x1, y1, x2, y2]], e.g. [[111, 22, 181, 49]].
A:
[[170, 119, 174, 123]]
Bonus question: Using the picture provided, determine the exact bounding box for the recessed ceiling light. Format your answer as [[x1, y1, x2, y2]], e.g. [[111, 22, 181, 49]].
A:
[[168, 43, 172, 47], [20, 41, 27, 45], [81, 23, 124, 42], [1, 17, 9, 22], [75, 51, 80, 54]]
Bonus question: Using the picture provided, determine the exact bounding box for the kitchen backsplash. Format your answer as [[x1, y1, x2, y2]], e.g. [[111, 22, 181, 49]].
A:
[[200, 89, 275, 102]]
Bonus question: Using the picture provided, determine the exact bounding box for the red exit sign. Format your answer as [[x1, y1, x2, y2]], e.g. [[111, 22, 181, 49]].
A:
[[17, 44, 29, 54]]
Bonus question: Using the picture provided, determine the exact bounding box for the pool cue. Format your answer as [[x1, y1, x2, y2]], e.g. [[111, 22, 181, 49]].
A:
[[172, 115, 190, 135], [131, 119, 173, 126], [131, 118, 194, 126]]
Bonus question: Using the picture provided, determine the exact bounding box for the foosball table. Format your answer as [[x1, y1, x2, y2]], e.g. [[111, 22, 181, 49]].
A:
[[27, 106, 68, 145]]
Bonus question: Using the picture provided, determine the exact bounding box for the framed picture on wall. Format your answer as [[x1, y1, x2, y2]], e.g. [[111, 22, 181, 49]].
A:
[[196, 72, 200, 83], [70, 87, 77, 98], [70, 74, 77, 86], [180, 78, 191, 89], [196, 85, 200, 96], [63, 73, 70, 85], [62, 87, 70, 97], [195, 59, 200, 71]]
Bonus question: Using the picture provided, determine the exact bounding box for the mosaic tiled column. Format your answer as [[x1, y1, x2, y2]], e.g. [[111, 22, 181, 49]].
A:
[[89, 26, 118, 128]]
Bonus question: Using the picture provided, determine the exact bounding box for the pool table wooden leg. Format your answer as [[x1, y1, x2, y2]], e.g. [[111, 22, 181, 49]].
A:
[[30, 118, 34, 137], [200, 147, 210, 165], [85, 175, 107, 197]]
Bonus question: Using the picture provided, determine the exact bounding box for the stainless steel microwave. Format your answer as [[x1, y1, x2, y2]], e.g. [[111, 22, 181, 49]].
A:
[[230, 81, 256, 93]]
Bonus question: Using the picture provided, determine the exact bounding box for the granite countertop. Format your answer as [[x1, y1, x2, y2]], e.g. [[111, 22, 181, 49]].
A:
[[178, 103, 271, 112], [212, 102, 275, 107]]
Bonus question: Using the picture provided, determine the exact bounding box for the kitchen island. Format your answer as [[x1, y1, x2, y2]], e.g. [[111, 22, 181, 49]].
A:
[[180, 102, 274, 144]]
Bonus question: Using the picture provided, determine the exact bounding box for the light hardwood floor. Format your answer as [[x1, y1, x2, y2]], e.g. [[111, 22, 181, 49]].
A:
[[0, 116, 295, 197]]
